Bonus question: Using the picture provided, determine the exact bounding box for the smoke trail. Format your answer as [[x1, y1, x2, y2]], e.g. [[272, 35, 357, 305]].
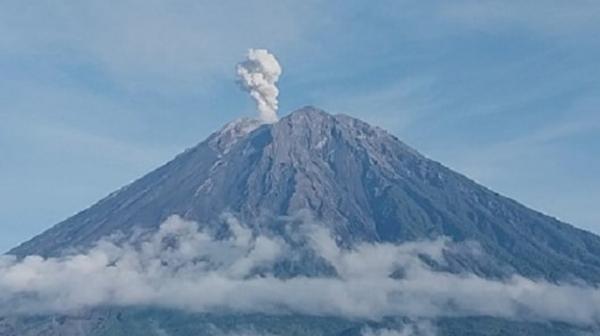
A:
[[236, 49, 282, 123]]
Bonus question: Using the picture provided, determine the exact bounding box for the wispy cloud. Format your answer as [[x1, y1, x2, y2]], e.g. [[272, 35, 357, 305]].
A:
[[0, 1, 324, 94], [317, 76, 443, 134], [437, 1, 600, 38], [432, 95, 600, 229]]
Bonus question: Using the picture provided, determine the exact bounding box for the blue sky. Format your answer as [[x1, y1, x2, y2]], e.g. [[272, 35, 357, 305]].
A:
[[1, 1, 599, 252]]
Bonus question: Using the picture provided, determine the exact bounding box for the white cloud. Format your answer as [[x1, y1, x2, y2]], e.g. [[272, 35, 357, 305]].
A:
[[236, 49, 282, 123], [2, 214, 600, 327]]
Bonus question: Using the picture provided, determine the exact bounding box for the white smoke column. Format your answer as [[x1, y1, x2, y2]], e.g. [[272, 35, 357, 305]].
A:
[[236, 49, 282, 123]]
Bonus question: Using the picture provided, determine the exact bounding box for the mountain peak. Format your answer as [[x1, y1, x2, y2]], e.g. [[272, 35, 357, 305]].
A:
[[209, 117, 264, 154], [276, 106, 394, 149], [280, 106, 334, 128], [286, 105, 328, 117], [10, 107, 600, 285]]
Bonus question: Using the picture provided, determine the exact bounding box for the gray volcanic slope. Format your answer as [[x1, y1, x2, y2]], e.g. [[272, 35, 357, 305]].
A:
[[9, 106, 600, 283]]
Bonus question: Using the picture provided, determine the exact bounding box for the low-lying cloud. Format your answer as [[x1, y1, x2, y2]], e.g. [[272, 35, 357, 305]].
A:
[[1, 214, 600, 328]]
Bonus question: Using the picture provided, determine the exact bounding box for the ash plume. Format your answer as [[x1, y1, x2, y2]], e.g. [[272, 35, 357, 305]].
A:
[[236, 49, 282, 123]]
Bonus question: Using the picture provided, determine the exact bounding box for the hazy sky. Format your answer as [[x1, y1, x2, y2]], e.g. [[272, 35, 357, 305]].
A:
[[1, 1, 599, 252]]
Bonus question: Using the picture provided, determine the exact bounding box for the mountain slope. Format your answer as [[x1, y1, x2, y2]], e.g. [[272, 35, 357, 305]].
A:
[[10, 106, 600, 283], [2, 308, 597, 336]]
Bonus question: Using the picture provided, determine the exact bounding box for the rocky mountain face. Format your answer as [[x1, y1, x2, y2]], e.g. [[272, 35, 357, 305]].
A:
[[10, 106, 600, 283], [1, 309, 597, 336], [6, 106, 600, 336]]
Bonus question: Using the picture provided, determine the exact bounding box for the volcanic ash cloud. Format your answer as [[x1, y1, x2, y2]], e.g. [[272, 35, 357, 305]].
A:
[[236, 49, 282, 123]]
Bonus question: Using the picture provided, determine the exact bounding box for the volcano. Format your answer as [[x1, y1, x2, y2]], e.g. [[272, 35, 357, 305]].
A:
[[4, 106, 600, 335]]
